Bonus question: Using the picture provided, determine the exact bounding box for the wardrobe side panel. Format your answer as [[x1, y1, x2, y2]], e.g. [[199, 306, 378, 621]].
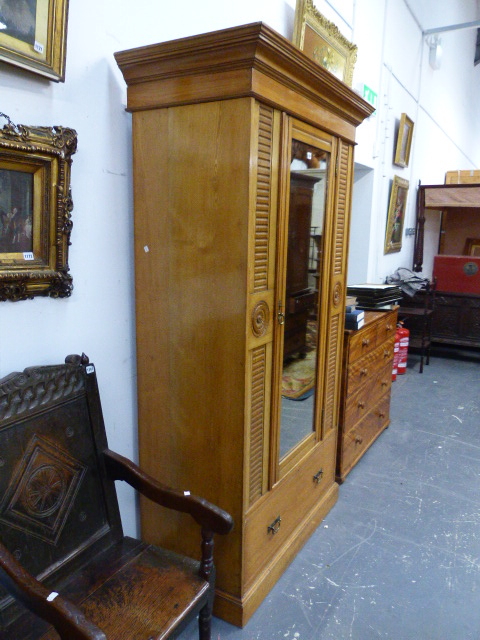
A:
[[132, 100, 254, 594]]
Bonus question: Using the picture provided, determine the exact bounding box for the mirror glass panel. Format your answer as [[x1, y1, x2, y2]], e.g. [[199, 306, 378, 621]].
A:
[[279, 139, 329, 460]]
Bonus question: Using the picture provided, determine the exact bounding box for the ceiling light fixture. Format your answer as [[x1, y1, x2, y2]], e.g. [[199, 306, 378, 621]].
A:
[[427, 34, 442, 69]]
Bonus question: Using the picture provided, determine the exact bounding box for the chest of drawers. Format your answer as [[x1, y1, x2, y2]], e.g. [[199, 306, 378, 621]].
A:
[[337, 308, 398, 483]]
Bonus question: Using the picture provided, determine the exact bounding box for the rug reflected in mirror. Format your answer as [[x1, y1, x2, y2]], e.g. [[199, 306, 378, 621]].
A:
[[282, 349, 316, 400], [282, 321, 317, 400]]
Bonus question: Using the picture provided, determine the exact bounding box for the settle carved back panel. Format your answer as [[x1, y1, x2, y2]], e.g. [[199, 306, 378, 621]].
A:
[[0, 360, 122, 627]]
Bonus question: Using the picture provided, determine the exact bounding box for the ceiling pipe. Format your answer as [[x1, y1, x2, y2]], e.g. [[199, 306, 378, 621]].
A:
[[423, 20, 480, 35]]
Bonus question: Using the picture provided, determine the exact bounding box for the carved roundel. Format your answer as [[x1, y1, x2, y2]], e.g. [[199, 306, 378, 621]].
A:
[[333, 282, 343, 308], [251, 300, 270, 337], [22, 465, 67, 518]]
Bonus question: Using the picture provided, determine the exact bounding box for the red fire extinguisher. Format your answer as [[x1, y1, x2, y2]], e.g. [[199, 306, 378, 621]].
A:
[[396, 322, 410, 376], [392, 326, 401, 381]]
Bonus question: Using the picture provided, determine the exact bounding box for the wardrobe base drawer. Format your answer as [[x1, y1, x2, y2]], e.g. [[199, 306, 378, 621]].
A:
[[244, 432, 336, 587]]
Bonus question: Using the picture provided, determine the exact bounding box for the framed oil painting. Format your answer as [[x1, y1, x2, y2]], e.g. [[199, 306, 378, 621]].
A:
[[292, 0, 357, 86], [0, 117, 77, 301], [394, 113, 414, 167], [384, 176, 409, 254], [0, 0, 69, 81]]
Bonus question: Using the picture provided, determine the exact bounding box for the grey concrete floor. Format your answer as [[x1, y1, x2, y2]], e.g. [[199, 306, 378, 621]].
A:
[[180, 347, 480, 640]]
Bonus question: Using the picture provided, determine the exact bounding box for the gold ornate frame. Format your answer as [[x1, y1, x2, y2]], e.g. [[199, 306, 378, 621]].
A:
[[292, 0, 357, 86], [0, 117, 77, 301], [394, 113, 414, 167], [0, 0, 69, 81], [384, 175, 409, 254]]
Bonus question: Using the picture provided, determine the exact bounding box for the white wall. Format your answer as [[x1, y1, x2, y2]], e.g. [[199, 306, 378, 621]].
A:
[[1, 0, 479, 535], [348, 0, 480, 284]]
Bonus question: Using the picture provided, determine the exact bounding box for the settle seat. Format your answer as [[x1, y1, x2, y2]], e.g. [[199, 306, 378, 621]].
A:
[[0, 354, 233, 640]]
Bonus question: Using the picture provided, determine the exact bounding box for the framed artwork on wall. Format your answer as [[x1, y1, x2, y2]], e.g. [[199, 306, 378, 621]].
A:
[[384, 175, 409, 254], [0, 0, 69, 81], [394, 113, 414, 167], [0, 116, 77, 301], [292, 0, 357, 86]]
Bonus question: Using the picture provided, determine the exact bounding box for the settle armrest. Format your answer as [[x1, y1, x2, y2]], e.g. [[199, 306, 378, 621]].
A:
[[103, 449, 234, 535], [0, 542, 106, 640]]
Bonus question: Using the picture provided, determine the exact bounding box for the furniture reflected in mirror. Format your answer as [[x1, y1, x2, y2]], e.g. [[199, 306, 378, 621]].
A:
[[280, 141, 327, 460], [284, 173, 319, 360], [0, 355, 233, 640], [398, 279, 436, 373]]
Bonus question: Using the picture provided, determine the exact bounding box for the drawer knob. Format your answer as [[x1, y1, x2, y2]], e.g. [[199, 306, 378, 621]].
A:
[[362, 338, 370, 347], [360, 368, 368, 377], [386, 323, 393, 331], [384, 349, 391, 358], [313, 468, 324, 484], [381, 380, 388, 387], [355, 436, 363, 445], [267, 516, 282, 535], [379, 411, 386, 418], [358, 401, 365, 409]]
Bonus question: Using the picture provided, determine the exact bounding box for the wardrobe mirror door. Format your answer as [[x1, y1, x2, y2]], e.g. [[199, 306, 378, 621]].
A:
[[279, 139, 329, 461]]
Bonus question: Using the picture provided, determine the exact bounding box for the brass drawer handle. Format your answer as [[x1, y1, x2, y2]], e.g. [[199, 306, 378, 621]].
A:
[[313, 468, 324, 484], [267, 516, 282, 535]]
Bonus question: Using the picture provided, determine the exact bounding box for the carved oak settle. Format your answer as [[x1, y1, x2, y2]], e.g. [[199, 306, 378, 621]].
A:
[[0, 355, 233, 639]]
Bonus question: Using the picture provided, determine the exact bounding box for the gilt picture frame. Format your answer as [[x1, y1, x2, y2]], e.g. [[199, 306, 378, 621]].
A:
[[0, 119, 77, 301], [0, 0, 69, 82], [292, 0, 357, 86], [384, 175, 409, 254], [394, 113, 414, 167]]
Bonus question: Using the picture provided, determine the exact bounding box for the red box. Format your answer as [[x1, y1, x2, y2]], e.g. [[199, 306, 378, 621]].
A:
[[433, 255, 480, 294]]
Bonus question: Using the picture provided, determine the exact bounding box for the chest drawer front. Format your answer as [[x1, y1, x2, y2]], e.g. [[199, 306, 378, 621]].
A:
[[244, 434, 336, 588], [346, 337, 395, 395], [341, 393, 391, 473], [347, 324, 378, 363], [343, 360, 392, 432], [375, 311, 397, 344]]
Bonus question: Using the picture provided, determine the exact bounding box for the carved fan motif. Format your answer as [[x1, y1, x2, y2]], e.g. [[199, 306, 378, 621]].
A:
[[22, 465, 66, 518]]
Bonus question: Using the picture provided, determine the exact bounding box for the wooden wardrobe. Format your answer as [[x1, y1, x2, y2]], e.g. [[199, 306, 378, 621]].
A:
[[115, 23, 372, 627]]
